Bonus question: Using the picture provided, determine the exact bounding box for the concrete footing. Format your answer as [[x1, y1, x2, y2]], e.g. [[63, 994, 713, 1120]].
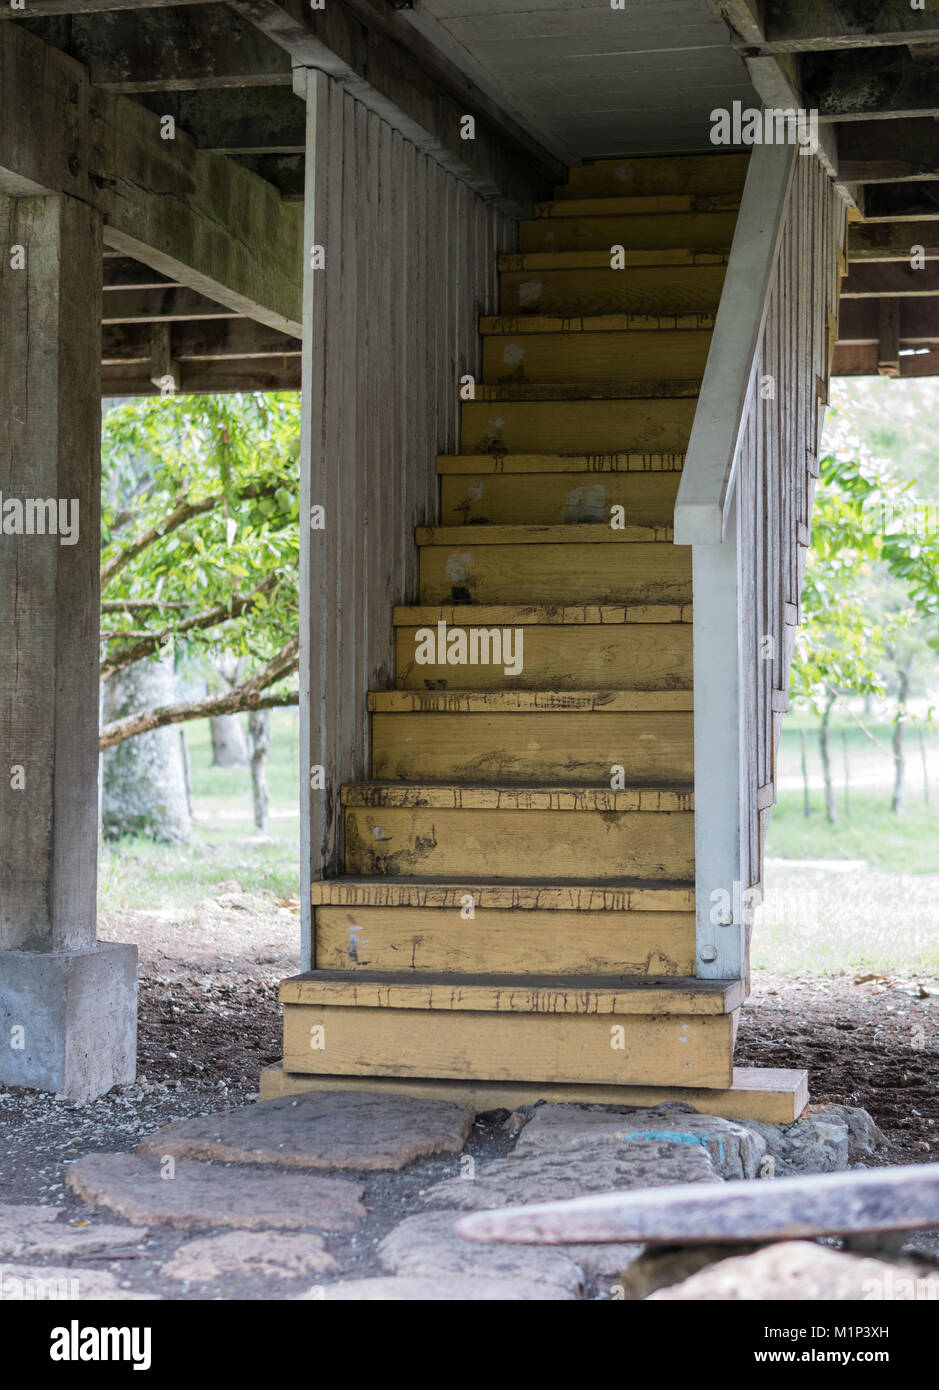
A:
[[0, 943, 137, 1100]]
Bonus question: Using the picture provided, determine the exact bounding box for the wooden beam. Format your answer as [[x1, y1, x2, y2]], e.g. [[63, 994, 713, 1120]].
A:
[[89, 86, 302, 335], [832, 340, 939, 376], [841, 261, 939, 296], [102, 317, 300, 362], [0, 23, 302, 334], [849, 221, 939, 261], [101, 287, 239, 323], [759, 0, 939, 53], [227, 0, 559, 215], [0, 0, 219, 12], [229, 153, 304, 202], [838, 297, 939, 343], [862, 181, 939, 222], [134, 87, 305, 153], [100, 358, 301, 395], [805, 49, 939, 121], [837, 118, 939, 183], [102, 257, 179, 290], [877, 297, 901, 376], [10, 7, 291, 91]]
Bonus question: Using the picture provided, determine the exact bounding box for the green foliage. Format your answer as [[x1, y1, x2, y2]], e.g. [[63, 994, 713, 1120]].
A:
[[101, 393, 301, 678]]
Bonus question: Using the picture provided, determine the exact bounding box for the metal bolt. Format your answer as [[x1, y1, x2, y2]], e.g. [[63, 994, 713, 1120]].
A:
[[699, 945, 718, 963]]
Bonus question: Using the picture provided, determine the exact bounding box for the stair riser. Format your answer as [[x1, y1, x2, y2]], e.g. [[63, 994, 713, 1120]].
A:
[[343, 806, 694, 880], [395, 622, 692, 689], [419, 540, 692, 605], [371, 711, 693, 784], [283, 1005, 735, 1088], [460, 398, 697, 453], [313, 905, 696, 975], [440, 471, 680, 527], [482, 330, 711, 384], [557, 154, 748, 200], [519, 212, 737, 255], [500, 265, 726, 317]]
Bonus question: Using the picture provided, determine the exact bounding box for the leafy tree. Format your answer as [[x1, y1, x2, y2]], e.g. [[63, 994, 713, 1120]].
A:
[[98, 392, 301, 751]]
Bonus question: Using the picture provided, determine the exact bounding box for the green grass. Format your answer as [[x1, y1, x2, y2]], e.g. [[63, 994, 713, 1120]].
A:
[[767, 791, 939, 873]]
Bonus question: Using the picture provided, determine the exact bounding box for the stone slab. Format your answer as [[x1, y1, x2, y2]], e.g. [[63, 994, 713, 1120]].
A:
[[744, 1104, 890, 1176], [649, 1240, 939, 1301], [456, 1162, 939, 1247], [0, 1264, 158, 1300], [163, 1231, 336, 1282], [304, 1275, 575, 1300], [0, 944, 137, 1100], [0, 1204, 142, 1258], [380, 1212, 585, 1295], [513, 1103, 764, 1179], [67, 1153, 365, 1232], [138, 1090, 474, 1171]]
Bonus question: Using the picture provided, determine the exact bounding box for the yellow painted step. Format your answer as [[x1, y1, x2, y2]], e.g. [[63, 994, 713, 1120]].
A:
[[500, 262, 727, 317], [519, 210, 738, 255], [393, 605, 692, 690], [440, 466, 680, 526], [481, 324, 712, 385], [260, 1064, 810, 1124], [460, 396, 697, 453], [312, 904, 695, 975], [370, 706, 693, 784], [309, 877, 695, 913], [368, 689, 693, 712], [501, 262, 727, 318], [534, 193, 739, 219], [281, 970, 742, 1015], [416, 524, 691, 605], [342, 782, 695, 881], [281, 1001, 735, 1088], [555, 153, 749, 200]]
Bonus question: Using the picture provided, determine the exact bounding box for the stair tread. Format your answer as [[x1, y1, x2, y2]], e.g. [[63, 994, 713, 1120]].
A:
[[281, 969, 742, 1015], [480, 312, 714, 335], [437, 452, 684, 474], [341, 781, 693, 810], [499, 250, 729, 271], [534, 194, 740, 219], [369, 689, 693, 712], [311, 875, 694, 912], [395, 602, 690, 625], [416, 522, 673, 545], [472, 379, 700, 402]]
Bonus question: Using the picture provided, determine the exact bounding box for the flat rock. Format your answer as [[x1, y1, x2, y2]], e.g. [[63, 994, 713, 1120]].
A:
[[380, 1212, 584, 1295], [67, 1153, 365, 1232], [0, 1264, 158, 1301], [744, 1105, 890, 1176], [423, 1141, 720, 1214], [303, 1275, 575, 1301], [649, 1240, 939, 1301], [0, 1204, 142, 1258], [514, 1103, 764, 1180], [163, 1231, 336, 1282], [138, 1091, 474, 1171]]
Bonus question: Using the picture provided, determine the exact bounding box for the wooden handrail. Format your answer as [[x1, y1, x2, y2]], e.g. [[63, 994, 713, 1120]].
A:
[[673, 139, 797, 545]]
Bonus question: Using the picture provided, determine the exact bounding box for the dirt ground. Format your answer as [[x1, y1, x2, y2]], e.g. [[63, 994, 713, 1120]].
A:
[[0, 891, 935, 1299]]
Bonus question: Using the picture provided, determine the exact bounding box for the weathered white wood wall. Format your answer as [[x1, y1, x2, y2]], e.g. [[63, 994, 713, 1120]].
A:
[[297, 68, 517, 961], [676, 144, 845, 979]]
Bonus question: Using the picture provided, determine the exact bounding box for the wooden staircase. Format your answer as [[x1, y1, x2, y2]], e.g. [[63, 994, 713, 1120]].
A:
[[264, 152, 808, 1123]]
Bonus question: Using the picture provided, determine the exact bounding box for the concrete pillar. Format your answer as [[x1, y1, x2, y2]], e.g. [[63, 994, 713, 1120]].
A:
[[0, 192, 137, 1099]]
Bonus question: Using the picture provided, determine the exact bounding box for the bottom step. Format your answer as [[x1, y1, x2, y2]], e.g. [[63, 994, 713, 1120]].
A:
[[259, 1065, 809, 1125]]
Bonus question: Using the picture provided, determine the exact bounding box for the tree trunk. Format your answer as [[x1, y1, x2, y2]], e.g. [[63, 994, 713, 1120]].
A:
[[800, 728, 811, 818], [819, 691, 837, 825], [101, 654, 192, 842], [248, 709, 271, 832], [891, 659, 913, 815], [210, 713, 248, 767]]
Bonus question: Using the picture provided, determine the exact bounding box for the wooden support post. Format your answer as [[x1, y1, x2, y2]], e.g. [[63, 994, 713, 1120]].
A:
[[877, 297, 901, 377], [0, 191, 137, 1098], [149, 322, 181, 393]]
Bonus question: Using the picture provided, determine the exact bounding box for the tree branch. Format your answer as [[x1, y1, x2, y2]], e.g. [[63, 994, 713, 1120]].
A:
[[101, 479, 281, 589], [99, 638, 300, 749]]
